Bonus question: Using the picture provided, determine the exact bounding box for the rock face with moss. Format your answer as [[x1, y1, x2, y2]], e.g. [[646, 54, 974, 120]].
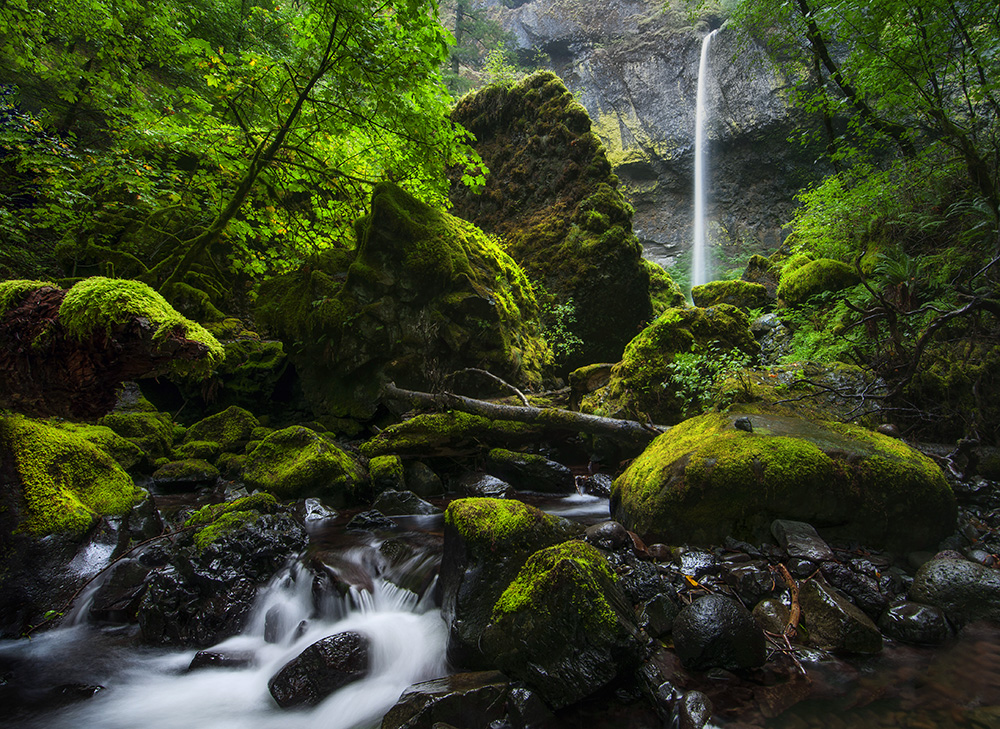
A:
[[243, 426, 367, 502], [440, 498, 583, 668], [480, 539, 646, 709], [583, 305, 758, 424], [256, 184, 549, 421], [0, 277, 223, 419], [691, 280, 767, 310], [611, 411, 956, 552], [449, 71, 656, 369], [777, 258, 859, 306], [359, 412, 544, 458]]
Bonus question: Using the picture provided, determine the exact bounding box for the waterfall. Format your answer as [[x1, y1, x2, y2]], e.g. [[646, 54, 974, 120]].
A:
[[692, 29, 718, 288]]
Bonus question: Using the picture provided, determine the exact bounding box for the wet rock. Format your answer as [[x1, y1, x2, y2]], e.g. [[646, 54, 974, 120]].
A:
[[752, 598, 791, 634], [636, 594, 679, 638], [771, 519, 834, 562], [381, 670, 511, 729], [612, 411, 956, 552], [373, 489, 440, 516], [301, 497, 338, 523], [578, 472, 613, 497], [820, 561, 890, 619], [88, 558, 151, 623], [268, 631, 370, 708], [878, 601, 951, 645], [369, 455, 405, 494], [799, 576, 882, 654], [481, 540, 647, 709], [485, 448, 575, 494], [678, 690, 714, 729], [584, 520, 631, 551], [724, 561, 776, 606], [506, 685, 555, 729], [404, 461, 444, 499], [440, 498, 583, 668], [908, 555, 1000, 627], [347, 510, 397, 531], [672, 595, 766, 671], [459, 473, 514, 499], [188, 649, 256, 671]]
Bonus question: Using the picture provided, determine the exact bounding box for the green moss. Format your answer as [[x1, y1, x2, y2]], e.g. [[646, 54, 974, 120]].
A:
[[242, 426, 366, 499], [369, 454, 405, 490], [0, 415, 143, 535], [172, 440, 222, 461], [777, 258, 860, 306], [781, 253, 814, 276], [183, 406, 259, 452], [359, 411, 543, 458], [192, 511, 259, 551], [0, 279, 58, 317], [185, 492, 278, 527], [215, 452, 247, 479], [691, 280, 768, 310], [151, 458, 219, 484], [58, 277, 224, 378], [644, 260, 687, 316], [492, 539, 617, 631], [48, 421, 145, 471], [445, 498, 550, 548], [99, 410, 176, 461], [612, 411, 956, 550]]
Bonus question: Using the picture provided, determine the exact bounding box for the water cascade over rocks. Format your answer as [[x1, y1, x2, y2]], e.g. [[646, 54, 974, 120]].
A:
[[692, 29, 718, 288]]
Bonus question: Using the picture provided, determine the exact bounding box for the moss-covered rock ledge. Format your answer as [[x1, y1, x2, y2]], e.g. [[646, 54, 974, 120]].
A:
[[611, 411, 956, 552]]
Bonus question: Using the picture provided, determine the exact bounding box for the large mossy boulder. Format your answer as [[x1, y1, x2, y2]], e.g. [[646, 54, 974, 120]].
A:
[[582, 305, 758, 424], [440, 498, 583, 669], [242, 426, 367, 502], [183, 405, 258, 452], [359, 412, 543, 458], [777, 258, 859, 306], [691, 280, 768, 310], [611, 411, 956, 552], [449, 71, 657, 370], [256, 183, 549, 421], [480, 540, 645, 709]]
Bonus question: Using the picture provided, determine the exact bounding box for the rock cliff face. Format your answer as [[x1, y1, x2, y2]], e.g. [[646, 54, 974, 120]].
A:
[[477, 0, 826, 271]]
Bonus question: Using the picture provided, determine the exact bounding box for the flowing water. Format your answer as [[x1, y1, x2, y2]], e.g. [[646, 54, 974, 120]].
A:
[[691, 29, 718, 289]]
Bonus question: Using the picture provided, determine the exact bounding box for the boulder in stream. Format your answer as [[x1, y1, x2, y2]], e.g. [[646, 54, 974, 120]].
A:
[[267, 631, 370, 708]]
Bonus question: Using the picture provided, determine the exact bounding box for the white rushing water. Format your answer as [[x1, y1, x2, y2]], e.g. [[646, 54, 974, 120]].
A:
[[0, 543, 448, 729], [691, 29, 718, 289]]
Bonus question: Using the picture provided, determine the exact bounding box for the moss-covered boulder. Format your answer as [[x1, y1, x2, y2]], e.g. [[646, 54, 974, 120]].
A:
[[369, 454, 405, 493], [741, 254, 781, 300], [256, 184, 549, 421], [183, 406, 259, 452], [48, 422, 145, 471], [480, 540, 644, 709], [0, 415, 144, 535], [99, 409, 176, 463], [441, 498, 583, 668], [359, 412, 543, 459], [611, 411, 956, 552], [184, 493, 280, 551], [582, 305, 758, 424], [691, 280, 768, 310], [777, 258, 859, 306], [645, 260, 688, 317], [449, 71, 654, 370], [243, 426, 367, 502], [150, 459, 220, 491]]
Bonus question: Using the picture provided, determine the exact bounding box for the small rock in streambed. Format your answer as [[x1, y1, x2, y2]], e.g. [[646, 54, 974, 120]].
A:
[[672, 595, 766, 671], [188, 650, 256, 671], [878, 601, 951, 645], [268, 631, 370, 708], [372, 489, 440, 516], [485, 447, 575, 494], [346, 510, 397, 531]]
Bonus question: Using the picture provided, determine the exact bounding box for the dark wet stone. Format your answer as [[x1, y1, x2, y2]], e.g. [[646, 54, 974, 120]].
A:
[[506, 686, 554, 729], [786, 557, 816, 579], [88, 558, 151, 622], [404, 461, 443, 499], [647, 543, 675, 562], [268, 631, 370, 708], [799, 576, 882, 653], [381, 670, 511, 729], [909, 556, 1000, 627], [723, 536, 762, 559], [678, 690, 714, 729], [733, 416, 753, 433], [679, 550, 718, 579], [579, 472, 613, 497], [373, 489, 441, 516], [771, 519, 834, 562], [485, 448, 575, 493], [878, 601, 951, 645], [188, 649, 256, 671], [459, 474, 514, 499], [752, 598, 791, 634], [50, 683, 105, 706], [820, 561, 890, 619], [301, 497, 338, 522], [672, 595, 766, 671], [347, 509, 397, 531], [724, 561, 775, 606], [584, 520, 631, 551], [637, 594, 680, 638]]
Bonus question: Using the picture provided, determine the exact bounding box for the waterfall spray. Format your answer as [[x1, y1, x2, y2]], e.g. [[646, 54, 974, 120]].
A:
[[692, 29, 718, 288]]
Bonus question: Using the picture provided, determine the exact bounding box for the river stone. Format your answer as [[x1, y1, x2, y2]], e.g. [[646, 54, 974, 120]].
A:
[[485, 448, 575, 494], [372, 489, 440, 516], [611, 411, 956, 552], [908, 556, 1000, 626], [752, 598, 791, 635], [878, 601, 951, 645], [672, 595, 766, 671], [678, 690, 714, 729], [404, 461, 443, 499], [440, 498, 583, 669], [149, 459, 219, 490], [267, 631, 370, 708], [188, 649, 255, 671], [584, 520, 631, 551], [480, 540, 646, 709], [799, 576, 882, 654], [459, 473, 514, 499], [380, 670, 511, 729], [88, 558, 151, 622], [636, 594, 679, 639], [771, 519, 834, 562]]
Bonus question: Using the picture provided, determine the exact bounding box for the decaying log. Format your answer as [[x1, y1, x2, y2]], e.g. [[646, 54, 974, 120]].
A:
[[0, 286, 211, 420], [382, 382, 666, 451]]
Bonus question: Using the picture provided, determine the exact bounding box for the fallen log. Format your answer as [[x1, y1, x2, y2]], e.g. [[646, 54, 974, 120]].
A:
[[382, 382, 667, 452]]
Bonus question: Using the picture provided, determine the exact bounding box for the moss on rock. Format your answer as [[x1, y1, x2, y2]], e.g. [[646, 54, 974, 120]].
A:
[[582, 305, 758, 424], [611, 411, 956, 551], [449, 71, 653, 370], [243, 426, 367, 501], [99, 409, 176, 462], [0, 279, 59, 318], [183, 406, 259, 452], [359, 411, 544, 458], [48, 421, 145, 471], [691, 280, 768, 310], [0, 415, 143, 535], [185, 492, 280, 550], [777, 258, 859, 306], [369, 454, 405, 493], [645, 260, 687, 316]]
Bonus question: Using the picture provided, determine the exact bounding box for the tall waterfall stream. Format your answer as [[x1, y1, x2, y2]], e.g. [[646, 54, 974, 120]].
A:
[[691, 29, 718, 288]]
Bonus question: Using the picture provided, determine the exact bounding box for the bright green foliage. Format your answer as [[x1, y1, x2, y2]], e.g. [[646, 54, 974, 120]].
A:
[[0, 280, 58, 317], [58, 277, 223, 377], [663, 345, 754, 416], [99, 409, 176, 461], [0, 415, 143, 535]]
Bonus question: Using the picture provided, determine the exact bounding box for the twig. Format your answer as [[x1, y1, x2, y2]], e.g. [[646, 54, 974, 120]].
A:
[[775, 563, 800, 638], [443, 368, 530, 406]]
